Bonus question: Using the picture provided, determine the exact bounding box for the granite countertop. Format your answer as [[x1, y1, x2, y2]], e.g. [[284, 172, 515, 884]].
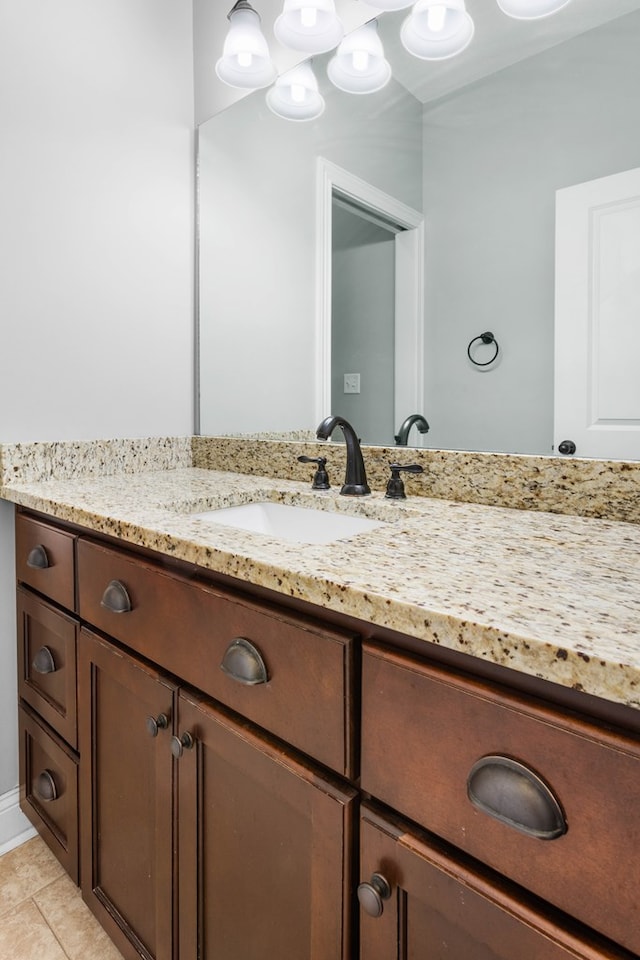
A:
[[2, 462, 639, 711]]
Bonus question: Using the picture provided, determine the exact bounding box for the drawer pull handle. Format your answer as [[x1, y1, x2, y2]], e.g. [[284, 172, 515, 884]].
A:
[[146, 713, 169, 738], [221, 638, 268, 686], [101, 580, 132, 614], [467, 755, 567, 840], [34, 770, 58, 803], [27, 545, 50, 569], [32, 646, 56, 675], [357, 873, 392, 918], [171, 732, 195, 759]]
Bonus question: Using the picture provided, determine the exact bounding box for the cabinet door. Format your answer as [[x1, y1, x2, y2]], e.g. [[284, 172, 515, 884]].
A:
[[176, 689, 357, 960], [78, 628, 176, 960], [359, 805, 627, 960]]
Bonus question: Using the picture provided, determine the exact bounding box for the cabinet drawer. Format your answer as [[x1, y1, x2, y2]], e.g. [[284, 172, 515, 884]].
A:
[[18, 586, 78, 749], [361, 642, 640, 956], [77, 539, 357, 777], [16, 514, 76, 610], [19, 703, 79, 884]]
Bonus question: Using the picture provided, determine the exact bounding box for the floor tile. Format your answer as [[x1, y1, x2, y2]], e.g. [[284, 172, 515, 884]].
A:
[[0, 837, 64, 918], [0, 899, 68, 960], [34, 873, 125, 960]]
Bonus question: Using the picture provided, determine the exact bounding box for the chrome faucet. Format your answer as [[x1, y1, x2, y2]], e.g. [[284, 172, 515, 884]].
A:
[[316, 416, 371, 496], [395, 414, 430, 446]]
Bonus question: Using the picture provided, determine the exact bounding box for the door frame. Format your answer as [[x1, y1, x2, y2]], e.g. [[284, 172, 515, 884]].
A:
[[315, 157, 425, 437]]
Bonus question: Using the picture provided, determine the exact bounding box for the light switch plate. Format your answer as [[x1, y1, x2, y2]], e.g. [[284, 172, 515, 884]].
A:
[[344, 373, 361, 394]]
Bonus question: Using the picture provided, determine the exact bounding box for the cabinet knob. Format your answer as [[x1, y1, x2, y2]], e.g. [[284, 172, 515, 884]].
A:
[[34, 770, 58, 803], [171, 732, 195, 758], [467, 755, 567, 840], [357, 873, 392, 918], [146, 714, 169, 738], [221, 637, 269, 686], [32, 646, 56, 675], [100, 580, 132, 614], [26, 544, 50, 569]]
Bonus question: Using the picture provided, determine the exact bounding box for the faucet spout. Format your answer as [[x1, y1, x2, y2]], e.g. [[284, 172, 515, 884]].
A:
[[316, 416, 371, 496], [395, 414, 430, 446]]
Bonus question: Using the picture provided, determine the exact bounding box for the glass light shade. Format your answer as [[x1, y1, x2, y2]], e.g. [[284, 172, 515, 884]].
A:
[[327, 21, 391, 94], [216, 1, 276, 89], [358, 0, 414, 9], [401, 0, 474, 61], [274, 0, 344, 54], [496, 0, 571, 18], [266, 62, 325, 121]]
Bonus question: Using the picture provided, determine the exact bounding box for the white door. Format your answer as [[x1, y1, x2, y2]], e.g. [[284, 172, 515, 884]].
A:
[[555, 167, 640, 459]]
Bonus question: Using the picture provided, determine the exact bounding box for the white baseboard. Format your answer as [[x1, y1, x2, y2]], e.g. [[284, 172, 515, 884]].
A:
[[0, 787, 37, 857]]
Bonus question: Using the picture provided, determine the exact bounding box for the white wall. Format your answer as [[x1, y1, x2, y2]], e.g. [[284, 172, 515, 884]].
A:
[[0, 0, 194, 835]]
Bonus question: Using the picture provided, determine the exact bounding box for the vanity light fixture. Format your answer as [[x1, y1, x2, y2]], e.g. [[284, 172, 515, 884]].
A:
[[216, 0, 276, 89], [266, 60, 326, 120], [496, 0, 572, 19], [274, 0, 344, 54], [327, 20, 391, 94], [358, 0, 413, 9], [401, 0, 474, 60]]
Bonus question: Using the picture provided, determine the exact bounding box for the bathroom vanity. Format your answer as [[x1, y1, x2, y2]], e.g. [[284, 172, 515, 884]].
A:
[[5, 441, 640, 960]]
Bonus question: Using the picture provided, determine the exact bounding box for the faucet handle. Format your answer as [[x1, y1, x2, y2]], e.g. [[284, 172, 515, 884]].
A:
[[297, 455, 330, 490], [385, 462, 424, 500]]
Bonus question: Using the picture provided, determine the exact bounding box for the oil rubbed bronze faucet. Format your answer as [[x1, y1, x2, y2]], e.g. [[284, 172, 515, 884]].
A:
[[394, 414, 430, 446], [316, 415, 371, 496]]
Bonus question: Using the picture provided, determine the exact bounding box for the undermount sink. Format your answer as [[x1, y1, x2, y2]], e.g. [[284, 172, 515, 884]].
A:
[[190, 501, 385, 545]]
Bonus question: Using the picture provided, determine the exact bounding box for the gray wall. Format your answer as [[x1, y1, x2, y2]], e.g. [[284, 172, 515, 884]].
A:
[[332, 211, 396, 444], [421, 11, 640, 454], [0, 0, 194, 832], [198, 69, 422, 436]]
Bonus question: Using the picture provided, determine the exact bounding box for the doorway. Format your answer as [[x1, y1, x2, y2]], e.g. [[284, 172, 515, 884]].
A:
[[315, 158, 425, 446]]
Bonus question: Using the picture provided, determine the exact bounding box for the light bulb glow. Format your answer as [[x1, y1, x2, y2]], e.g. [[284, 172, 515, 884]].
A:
[[300, 6, 318, 27], [216, 3, 276, 89], [352, 49, 370, 71], [266, 61, 325, 120], [427, 4, 447, 31], [274, 0, 344, 54], [327, 20, 391, 94], [291, 82, 307, 102]]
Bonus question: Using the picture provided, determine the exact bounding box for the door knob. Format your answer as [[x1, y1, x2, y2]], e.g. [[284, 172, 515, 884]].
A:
[[145, 714, 169, 738], [171, 732, 194, 758], [357, 873, 392, 918]]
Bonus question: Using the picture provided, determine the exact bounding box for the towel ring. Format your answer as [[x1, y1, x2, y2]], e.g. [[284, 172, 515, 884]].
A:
[[467, 331, 499, 367]]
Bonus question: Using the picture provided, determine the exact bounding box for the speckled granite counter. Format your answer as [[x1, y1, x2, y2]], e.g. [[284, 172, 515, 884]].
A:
[[1, 447, 639, 712]]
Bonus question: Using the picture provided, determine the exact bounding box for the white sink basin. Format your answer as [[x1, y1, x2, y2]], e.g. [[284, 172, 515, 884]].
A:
[[190, 501, 384, 545]]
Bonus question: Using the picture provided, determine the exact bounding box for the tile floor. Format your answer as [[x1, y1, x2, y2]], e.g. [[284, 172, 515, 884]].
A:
[[0, 836, 124, 960]]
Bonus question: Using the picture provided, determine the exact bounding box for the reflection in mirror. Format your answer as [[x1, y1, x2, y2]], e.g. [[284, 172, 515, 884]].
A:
[[197, 1, 640, 458]]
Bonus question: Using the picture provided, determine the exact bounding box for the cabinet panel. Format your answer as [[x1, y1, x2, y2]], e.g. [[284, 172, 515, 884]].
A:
[[176, 689, 357, 960], [78, 629, 175, 960], [77, 538, 357, 777], [19, 703, 78, 883], [361, 642, 640, 956], [359, 804, 630, 960], [17, 586, 78, 748], [16, 513, 76, 610]]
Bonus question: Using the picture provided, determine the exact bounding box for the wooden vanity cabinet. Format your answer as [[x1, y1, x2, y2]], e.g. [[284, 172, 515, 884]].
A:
[[74, 531, 357, 960], [78, 628, 175, 960], [359, 805, 627, 960], [360, 640, 640, 959], [176, 688, 356, 960], [15, 509, 640, 960], [15, 514, 79, 883]]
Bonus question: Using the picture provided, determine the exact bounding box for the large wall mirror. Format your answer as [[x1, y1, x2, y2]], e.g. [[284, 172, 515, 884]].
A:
[[197, 0, 640, 458]]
